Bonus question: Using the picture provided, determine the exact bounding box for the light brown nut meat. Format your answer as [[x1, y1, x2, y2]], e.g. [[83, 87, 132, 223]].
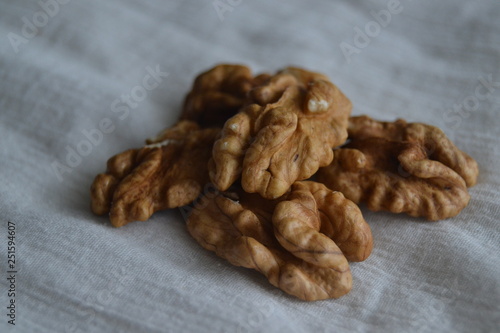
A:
[[187, 181, 372, 301], [180, 64, 269, 127], [209, 68, 352, 199], [90, 120, 219, 227], [273, 181, 373, 263], [348, 116, 479, 187], [317, 135, 472, 221]]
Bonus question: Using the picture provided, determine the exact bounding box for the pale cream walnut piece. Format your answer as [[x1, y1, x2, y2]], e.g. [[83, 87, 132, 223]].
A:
[[317, 134, 473, 221], [186, 181, 372, 301], [90, 120, 219, 227], [209, 67, 352, 199], [180, 64, 270, 128], [348, 116, 479, 187]]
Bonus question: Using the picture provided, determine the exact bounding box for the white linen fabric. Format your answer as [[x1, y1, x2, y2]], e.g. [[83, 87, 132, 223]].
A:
[[1, 1, 499, 332]]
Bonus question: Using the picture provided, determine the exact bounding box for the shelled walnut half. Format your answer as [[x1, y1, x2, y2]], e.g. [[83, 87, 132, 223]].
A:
[[317, 116, 479, 220], [180, 64, 270, 128], [187, 181, 372, 301], [90, 120, 219, 227], [209, 67, 352, 199]]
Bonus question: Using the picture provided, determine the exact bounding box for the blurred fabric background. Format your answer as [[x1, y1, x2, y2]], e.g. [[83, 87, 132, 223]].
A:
[[0, 1, 499, 332]]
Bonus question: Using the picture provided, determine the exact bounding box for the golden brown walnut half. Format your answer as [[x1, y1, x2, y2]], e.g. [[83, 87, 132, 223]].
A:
[[273, 181, 373, 263], [348, 116, 479, 187], [186, 181, 372, 301], [317, 116, 479, 220], [90, 121, 219, 227], [209, 67, 352, 199], [180, 64, 270, 128]]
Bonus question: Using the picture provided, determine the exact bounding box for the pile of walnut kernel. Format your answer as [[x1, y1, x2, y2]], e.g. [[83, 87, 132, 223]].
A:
[[90, 64, 479, 301]]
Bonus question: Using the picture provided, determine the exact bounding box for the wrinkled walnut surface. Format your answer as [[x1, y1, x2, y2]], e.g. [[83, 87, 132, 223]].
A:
[[180, 64, 270, 128], [89, 64, 480, 302], [209, 67, 352, 199], [348, 116, 479, 187], [91, 121, 219, 227], [318, 116, 478, 220], [187, 181, 372, 301], [274, 181, 373, 263]]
